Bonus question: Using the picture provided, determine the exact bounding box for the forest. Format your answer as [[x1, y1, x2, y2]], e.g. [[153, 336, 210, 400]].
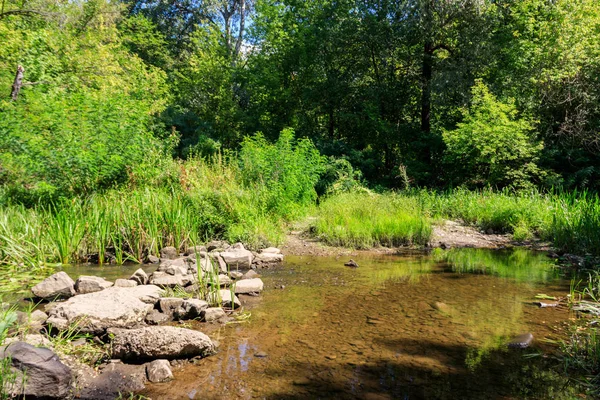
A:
[[2, 0, 600, 397]]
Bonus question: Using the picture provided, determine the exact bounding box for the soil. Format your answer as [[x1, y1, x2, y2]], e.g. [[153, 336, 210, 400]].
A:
[[282, 218, 554, 257]]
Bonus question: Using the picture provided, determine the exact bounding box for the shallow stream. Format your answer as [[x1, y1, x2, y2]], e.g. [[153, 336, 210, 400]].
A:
[[67, 248, 573, 399]]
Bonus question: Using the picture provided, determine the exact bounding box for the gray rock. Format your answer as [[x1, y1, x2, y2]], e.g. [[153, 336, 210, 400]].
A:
[[149, 272, 186, 288], [75, 276, 113, 294], [261, 247, 281, 254], [220, 244, 253, 268], [229, 271, 243, 280], [159, 298, 184, 316], [185, 245, 207, 256], [4, 334, 52, 348], [109, 326, 215, 360], [217, 274, 232, 286], [208, 289, 241, 309], [166, 264, 188, 276], [157, 257, 190, 272], [1, 342, 72, 399], [78, 362, 146, 400], [216, 255, 228, 273], [255, 252, 284, 263], [234, 278, 264, 294], [197, 257, 215, 274], [160, 246, 179, 260], [508, 333, 534, 349], [46, 286, 163, 334], [16, 310, 48, 332], [178, 299, 209, 320], [242, 270, 260, 280], [206, 240, 230, 252], [146, 359, 173, 383], [130, 268, 148, 285], [147, 255, 160, 264], [145, 309, 171, 325], [114, 279, 137, 288], [31, 272, 75, 300], [202, 307, 227, 322]]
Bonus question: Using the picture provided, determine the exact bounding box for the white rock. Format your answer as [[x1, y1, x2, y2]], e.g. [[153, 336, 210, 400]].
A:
[[146, 359, 173, 383], [234, 278, 264, 294]]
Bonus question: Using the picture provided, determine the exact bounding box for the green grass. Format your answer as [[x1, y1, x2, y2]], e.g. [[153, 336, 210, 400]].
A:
[[313, 192, 432, 248]]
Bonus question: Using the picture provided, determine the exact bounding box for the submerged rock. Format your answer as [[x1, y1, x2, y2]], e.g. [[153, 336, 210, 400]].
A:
[[0, 341, 72, 399], [46, 286, 163, 334], [507, 333, 534, 349], [78, 361, 146, 400], [75, 276, 113, 294], [31, 271, 76, 300], [146, 359, 173, 383], [109, 326, 215, 360], [344, 259, 359, 268]]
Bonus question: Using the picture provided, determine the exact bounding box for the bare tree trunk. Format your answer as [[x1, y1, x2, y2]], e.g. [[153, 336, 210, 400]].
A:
[[234, 0, 246, 59], [10, 65, 24, 101]]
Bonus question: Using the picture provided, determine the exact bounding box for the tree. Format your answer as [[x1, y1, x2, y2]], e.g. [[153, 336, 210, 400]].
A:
[[442, 81, 543, 188]]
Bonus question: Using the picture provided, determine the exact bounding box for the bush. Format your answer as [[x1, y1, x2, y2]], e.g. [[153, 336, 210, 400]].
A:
[[443, 81, 544, 189]]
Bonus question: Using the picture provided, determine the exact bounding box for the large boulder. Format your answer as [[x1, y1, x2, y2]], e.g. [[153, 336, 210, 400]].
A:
[[109, 326, 215, 360], [75, 276, 113, 294], [1, 342, 72, 399], [220, 243, 253, 268], [31, 272, 75, 300], [234, 278, 264, 294], [46, 286, 163, 334]]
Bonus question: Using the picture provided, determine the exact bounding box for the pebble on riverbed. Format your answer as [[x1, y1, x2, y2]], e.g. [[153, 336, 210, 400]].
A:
[[507, 333, 534, 349]]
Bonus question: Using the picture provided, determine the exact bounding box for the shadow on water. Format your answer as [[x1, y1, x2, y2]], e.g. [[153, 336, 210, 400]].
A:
[[135, 248, 575, 399]]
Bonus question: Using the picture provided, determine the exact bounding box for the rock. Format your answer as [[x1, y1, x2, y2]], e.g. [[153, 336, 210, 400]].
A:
[[166, 264, 189, 276], [242, 270, 260, 280], [147, 255, 160, 264], [254, 351, 268, 358], [78, 362, 146, 399], [146, 359, 173, 383], [114, 279, 137, 288], [158, 257, 191, 272], [508, 333, 534, 349], [75, 276, 113, 294], [16, 310, 48, 332], [206, 240, 230, 252], [255, 252, 284, 263], [46, 286, 163, 334], [31, 272, 75, 300], [229, 271, 243, 280], [260, 247, 281, 254], [159, 298, 185, 316], [197, 257, 215, 274], [217, 274, 232, 286], [4, 334, 52, 348], [344, 259, 359, 268], [145, 310, 171, 325], [149, 272, 186, 288], [202, 307, 227, 322], [185, 246, 207, 256], [221, 244, 253, 268], [177, 299, 209, 320], [432, 302, 451, 314], [216, 255, 228, 273], [109, 326, 215, 360], [234, 278, 264, 294], [208, 290, 241, 309], [160, 246, 179, 260], [0, 342, 71, 399], [130, 268, 148, 285]]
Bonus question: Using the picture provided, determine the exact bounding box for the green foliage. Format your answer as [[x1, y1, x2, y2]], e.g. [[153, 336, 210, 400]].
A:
[[314, 192, 432, 248], [443, 81, 543, 189]]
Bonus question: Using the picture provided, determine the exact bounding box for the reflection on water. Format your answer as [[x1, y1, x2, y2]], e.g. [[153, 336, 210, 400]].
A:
[[130, 249, 573, 399]]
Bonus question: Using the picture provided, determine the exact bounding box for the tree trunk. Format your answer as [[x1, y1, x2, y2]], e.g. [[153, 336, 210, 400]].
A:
[[421, 41, 433, 133], [10, 65, 24, 101]]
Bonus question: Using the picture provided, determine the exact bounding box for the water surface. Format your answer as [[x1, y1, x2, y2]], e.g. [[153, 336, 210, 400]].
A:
[[135, 248, 574, 399]]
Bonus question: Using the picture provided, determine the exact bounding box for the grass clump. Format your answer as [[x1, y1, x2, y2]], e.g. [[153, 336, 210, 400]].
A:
[[313, 192, 432, 248]]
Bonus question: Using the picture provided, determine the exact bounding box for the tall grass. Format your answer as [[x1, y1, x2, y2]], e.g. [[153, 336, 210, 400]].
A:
[[313, 192, 432, 248]]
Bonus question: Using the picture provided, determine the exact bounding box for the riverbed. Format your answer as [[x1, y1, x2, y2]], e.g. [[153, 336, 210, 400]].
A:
[[85, 248, 573, 400]]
